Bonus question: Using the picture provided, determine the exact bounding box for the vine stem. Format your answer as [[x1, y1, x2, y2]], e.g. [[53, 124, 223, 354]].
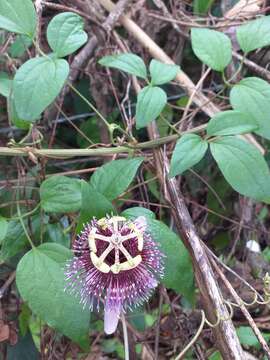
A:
[[12, 203, 40, 220], [68, 82, 111, 129], [0, 124, 207, 158], [175, 311, 205, 360], [16, 200, 35, 249], [121, 314, 129, 360]]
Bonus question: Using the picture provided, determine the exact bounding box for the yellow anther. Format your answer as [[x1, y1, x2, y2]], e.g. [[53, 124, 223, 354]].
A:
[[119, 255, 142, 271], [136, 233, 144, 251], [97, 217, 108, 229], [90, 252, 110, 273], [127, 224, 144, 251], [128, 223, 135, 230], [110, 263, 121, 274], [88, 231, 97, 252]]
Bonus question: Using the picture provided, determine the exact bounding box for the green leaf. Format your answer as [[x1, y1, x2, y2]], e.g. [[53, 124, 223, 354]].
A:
[[0, 216, 41, 261], [6, 332, 40, 360], [193, 0, 215, 14], [8, 94, 31, 130], [0, 0, 37, 38], [230, 77, 270, 139], [169, 134, 208, 177], [122, 208, 195, 302], [99, 53, 147, 79], [77, 117, 101, 148], [0, 217, 8, 243], [237, 327, 259, 347], [47, 12, 88, 58], [149, 59, 179, 85], [121, 207, 156, 221], [8, 34, 32, 58], [18, 304, 32, 337], [210, 136, 270, 203], [148, 221, 195, 301], [76, 181, 115, 233], [40, 176, 82, 213], [136, 86, 167, 129], [207, 110, 258, 136], [0, 72, 12, 97], [208, 351, 222, 360], [237, 326, 270, 348], [191, 28, 232, 71], [236, 16, 270, 53], [13, 56, 69, 121], [44, 223, 70, 248], [16, 245, 90, 349], [157, 105, 173, 137], [90, 158, 144, 200], [37, 243, 72, 263], [1, 221, 28, 261]]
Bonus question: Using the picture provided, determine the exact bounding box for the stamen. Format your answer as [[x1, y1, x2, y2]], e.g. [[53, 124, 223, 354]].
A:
[[90, 216, 144, 273], [90, 252, 110, 273], [98, 243, 114, 263], [97, 217, 108, 229], [118, 255, 142, 271], [88, 229, 97, 252], [128, 223, 144, 251], [94, 234, 112, 242], [120, 232, 137, 241]]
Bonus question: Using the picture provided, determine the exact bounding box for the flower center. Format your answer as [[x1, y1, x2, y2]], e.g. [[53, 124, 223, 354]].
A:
[[88, 216, 143, 274]]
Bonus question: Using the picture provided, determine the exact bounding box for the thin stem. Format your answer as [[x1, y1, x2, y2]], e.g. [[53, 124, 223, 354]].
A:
[[121, 313, 129, 360], [32, 40, 50, 58], [222, 71, 233, 88], [227, 53, 246, 83], [0, 123, 207, 158], [12, 203, 40, 220], [16, 201, 35, 249], [68, 82, 111, 129], [159, 113, 180, 135], [68, 82, 136, 143], [222, 54, 246, 88], [175, 310, 205, 360]]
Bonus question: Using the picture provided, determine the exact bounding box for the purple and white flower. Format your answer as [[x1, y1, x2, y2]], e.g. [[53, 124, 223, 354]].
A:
[[65, 215, 164, 334]]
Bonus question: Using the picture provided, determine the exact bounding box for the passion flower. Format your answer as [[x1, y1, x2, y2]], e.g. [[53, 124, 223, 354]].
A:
[[65, 215, 164, 334]]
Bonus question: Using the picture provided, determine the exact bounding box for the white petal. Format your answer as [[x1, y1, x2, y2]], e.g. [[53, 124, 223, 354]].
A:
[[246, 240, 261, 253], [104, 306, 121, 335], [135, 216, 147, 232]]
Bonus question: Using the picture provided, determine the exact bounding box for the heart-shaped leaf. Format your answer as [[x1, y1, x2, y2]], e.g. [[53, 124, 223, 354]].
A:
[[0, 0, 36, 38], [136, 86, 167, 128], [230, 77, 270, 139], [210, 136, 270, 203], [191, 28, 232, 71], [47, 12, 88, 57], [13, 56, 69, 121], [99, 53, 147, 79], [149, 59, 180, 85], [169, 134, 208, 177], [40, 176, 82, 213], [16, 244, 90, 349], [207, 110, 258, 136]]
